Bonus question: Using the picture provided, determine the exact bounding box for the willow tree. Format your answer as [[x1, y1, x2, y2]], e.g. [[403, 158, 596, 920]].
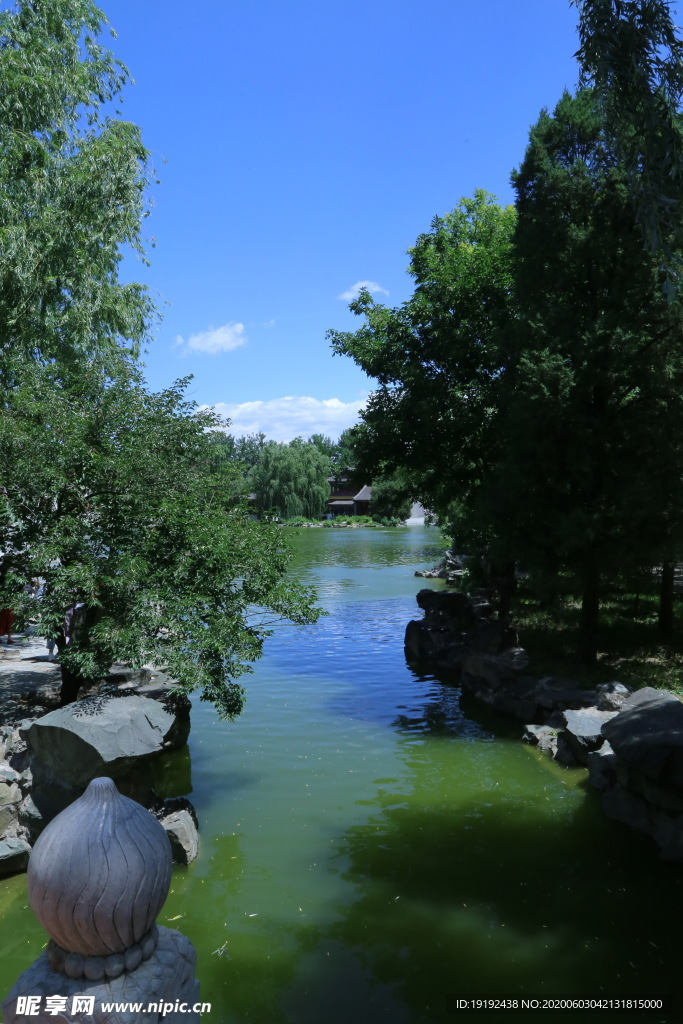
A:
[[0, 362, 323, 716], [0, 1, 324, 715], [253, 440, 332, 519], [0, 0, 156, 373]]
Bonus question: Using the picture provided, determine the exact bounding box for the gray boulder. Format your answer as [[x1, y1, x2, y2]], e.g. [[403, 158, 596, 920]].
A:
[[554, 730, 583, 767], [462, 655, 538, 721], [587, 742, 618, 791], [151, 796, 199, 866], [404, 618, 467, 670], [415, 589, 472, 621], [621, 686, 675, 710], [105, 663, 152, 687], [559, 707, 618, 765], [24, 695, 189, 789], [595, 681, 632, 712], [602, 782, 653, 835], [468, 620, 519, 656], [161, 809, 199, 865], [522, 724, 559, 758], [0, 778, 22, 836], [497, 646, 529, 671], [0, 763, 21, 785], [18, 793, 45, 843], [601, 782, 683, 862], [601, 689, 683, 782], [533, 677, 598, 713], [631, 772, 683, 815], [0, 837, 30, 877]]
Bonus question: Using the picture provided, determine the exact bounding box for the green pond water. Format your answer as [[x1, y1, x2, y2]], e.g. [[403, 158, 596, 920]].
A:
[[0, 527, 680, 1022]]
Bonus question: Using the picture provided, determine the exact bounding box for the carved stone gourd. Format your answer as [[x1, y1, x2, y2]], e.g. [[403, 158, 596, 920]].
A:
[[27, 776, 172, 981]]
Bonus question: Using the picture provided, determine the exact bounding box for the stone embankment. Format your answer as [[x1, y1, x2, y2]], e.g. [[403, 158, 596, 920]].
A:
[[0, 633, 199, 877], [405, 589, 683, 863], [414, 549, 468, 586]]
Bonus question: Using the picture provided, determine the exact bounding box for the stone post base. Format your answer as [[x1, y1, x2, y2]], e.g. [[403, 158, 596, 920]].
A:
[[2, 927, 201, 1023]]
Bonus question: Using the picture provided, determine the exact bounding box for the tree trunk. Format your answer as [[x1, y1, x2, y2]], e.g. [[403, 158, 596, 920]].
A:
[[578, 560, 600, 665], [497, 561, 517, 630], [55, 633, 82, 705], [59, 663, 83, 706], [659, 560, 675, 636]]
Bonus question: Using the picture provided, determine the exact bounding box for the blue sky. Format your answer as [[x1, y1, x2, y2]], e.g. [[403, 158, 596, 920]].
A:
[[109, 0, 581, 440]]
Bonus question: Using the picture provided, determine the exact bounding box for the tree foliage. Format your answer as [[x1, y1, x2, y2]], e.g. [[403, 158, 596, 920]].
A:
[[335, 427, 358, 467], [0, 362, 322, 716], [572, 0, 683, 295], [331, 97, 683, 661], [230, 431, 268, 468], [0, 0, 324, 716], [499, 88, 683, 659], [369, 474, 413, 523], [328, 190, 517, 547], [252, 439, 332, 519], [0, 0, 156, 371]]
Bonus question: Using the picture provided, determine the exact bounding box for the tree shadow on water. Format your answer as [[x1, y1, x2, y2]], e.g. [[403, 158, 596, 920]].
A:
[[323, 786, 681, 1024]]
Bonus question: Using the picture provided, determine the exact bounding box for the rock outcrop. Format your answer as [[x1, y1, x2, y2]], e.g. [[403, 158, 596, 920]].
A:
[[0, 650, 197, 875], [406, 587, 683, 862], [24, 693, 189, 789], [596, 688, 683, 860], [405, 588, 519, 674]]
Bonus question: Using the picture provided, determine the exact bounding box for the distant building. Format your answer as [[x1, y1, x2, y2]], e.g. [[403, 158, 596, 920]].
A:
[[326, 469, 372, 517]]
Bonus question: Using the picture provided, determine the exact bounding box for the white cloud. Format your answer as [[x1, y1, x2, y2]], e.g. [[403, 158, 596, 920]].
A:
[[175, 322, 247, 355], [203, 395, 367, 443], [338, 280, 389, 301]]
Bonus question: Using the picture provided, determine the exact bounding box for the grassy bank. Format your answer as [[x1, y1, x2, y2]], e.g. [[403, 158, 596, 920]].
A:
[[282, 515, 407, 528], [512, 574, 683, 698]]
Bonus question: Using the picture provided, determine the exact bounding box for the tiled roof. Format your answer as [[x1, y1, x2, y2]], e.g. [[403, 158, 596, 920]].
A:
[[353, 485, 372, 501]]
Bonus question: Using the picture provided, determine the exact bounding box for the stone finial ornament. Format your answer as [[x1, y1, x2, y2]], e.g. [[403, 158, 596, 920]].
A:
[[27, 776, 172, 980]]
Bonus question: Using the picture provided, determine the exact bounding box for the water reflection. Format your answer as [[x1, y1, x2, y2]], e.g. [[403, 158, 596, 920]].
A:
[[324, 736, 681, 1023]]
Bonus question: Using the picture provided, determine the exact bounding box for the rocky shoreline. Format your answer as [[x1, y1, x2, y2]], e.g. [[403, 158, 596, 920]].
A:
[[0, 633, 199, 878], [405, 588, 683, 863]]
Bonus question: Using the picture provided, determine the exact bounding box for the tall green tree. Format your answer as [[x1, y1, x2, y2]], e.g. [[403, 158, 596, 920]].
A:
[[0, 362, 322, 716], [0, 0, 155, 372], [334, 427, 359, 472], [308, 433, 337, 461], [501, 88, 683, 661], [0, 0, 324, 716], [328, 190, 517, 550], [572, 0, 683, 295], [369, 474, 412, 523], [232, 431, 268, 468], [252, 440, 331, 519]]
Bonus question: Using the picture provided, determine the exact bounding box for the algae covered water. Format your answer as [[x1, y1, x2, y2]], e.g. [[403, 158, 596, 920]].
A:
[[0, 526, 680, 1022]]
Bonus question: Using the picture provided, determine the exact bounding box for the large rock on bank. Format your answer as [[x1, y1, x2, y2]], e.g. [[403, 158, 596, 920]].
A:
[[23, 694, 190, 789], [590, 688, 683, 861], [405, 589, 520, 673], [601, 688, 683, 781]]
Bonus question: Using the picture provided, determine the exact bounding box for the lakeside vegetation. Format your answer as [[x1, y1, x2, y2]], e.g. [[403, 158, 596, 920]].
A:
[[330, 1, 683, 685], [283, 514, 408, 528], [513, 574, 683, 698], [3, 0, 683, 713], [0, 0, 325, 718]]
